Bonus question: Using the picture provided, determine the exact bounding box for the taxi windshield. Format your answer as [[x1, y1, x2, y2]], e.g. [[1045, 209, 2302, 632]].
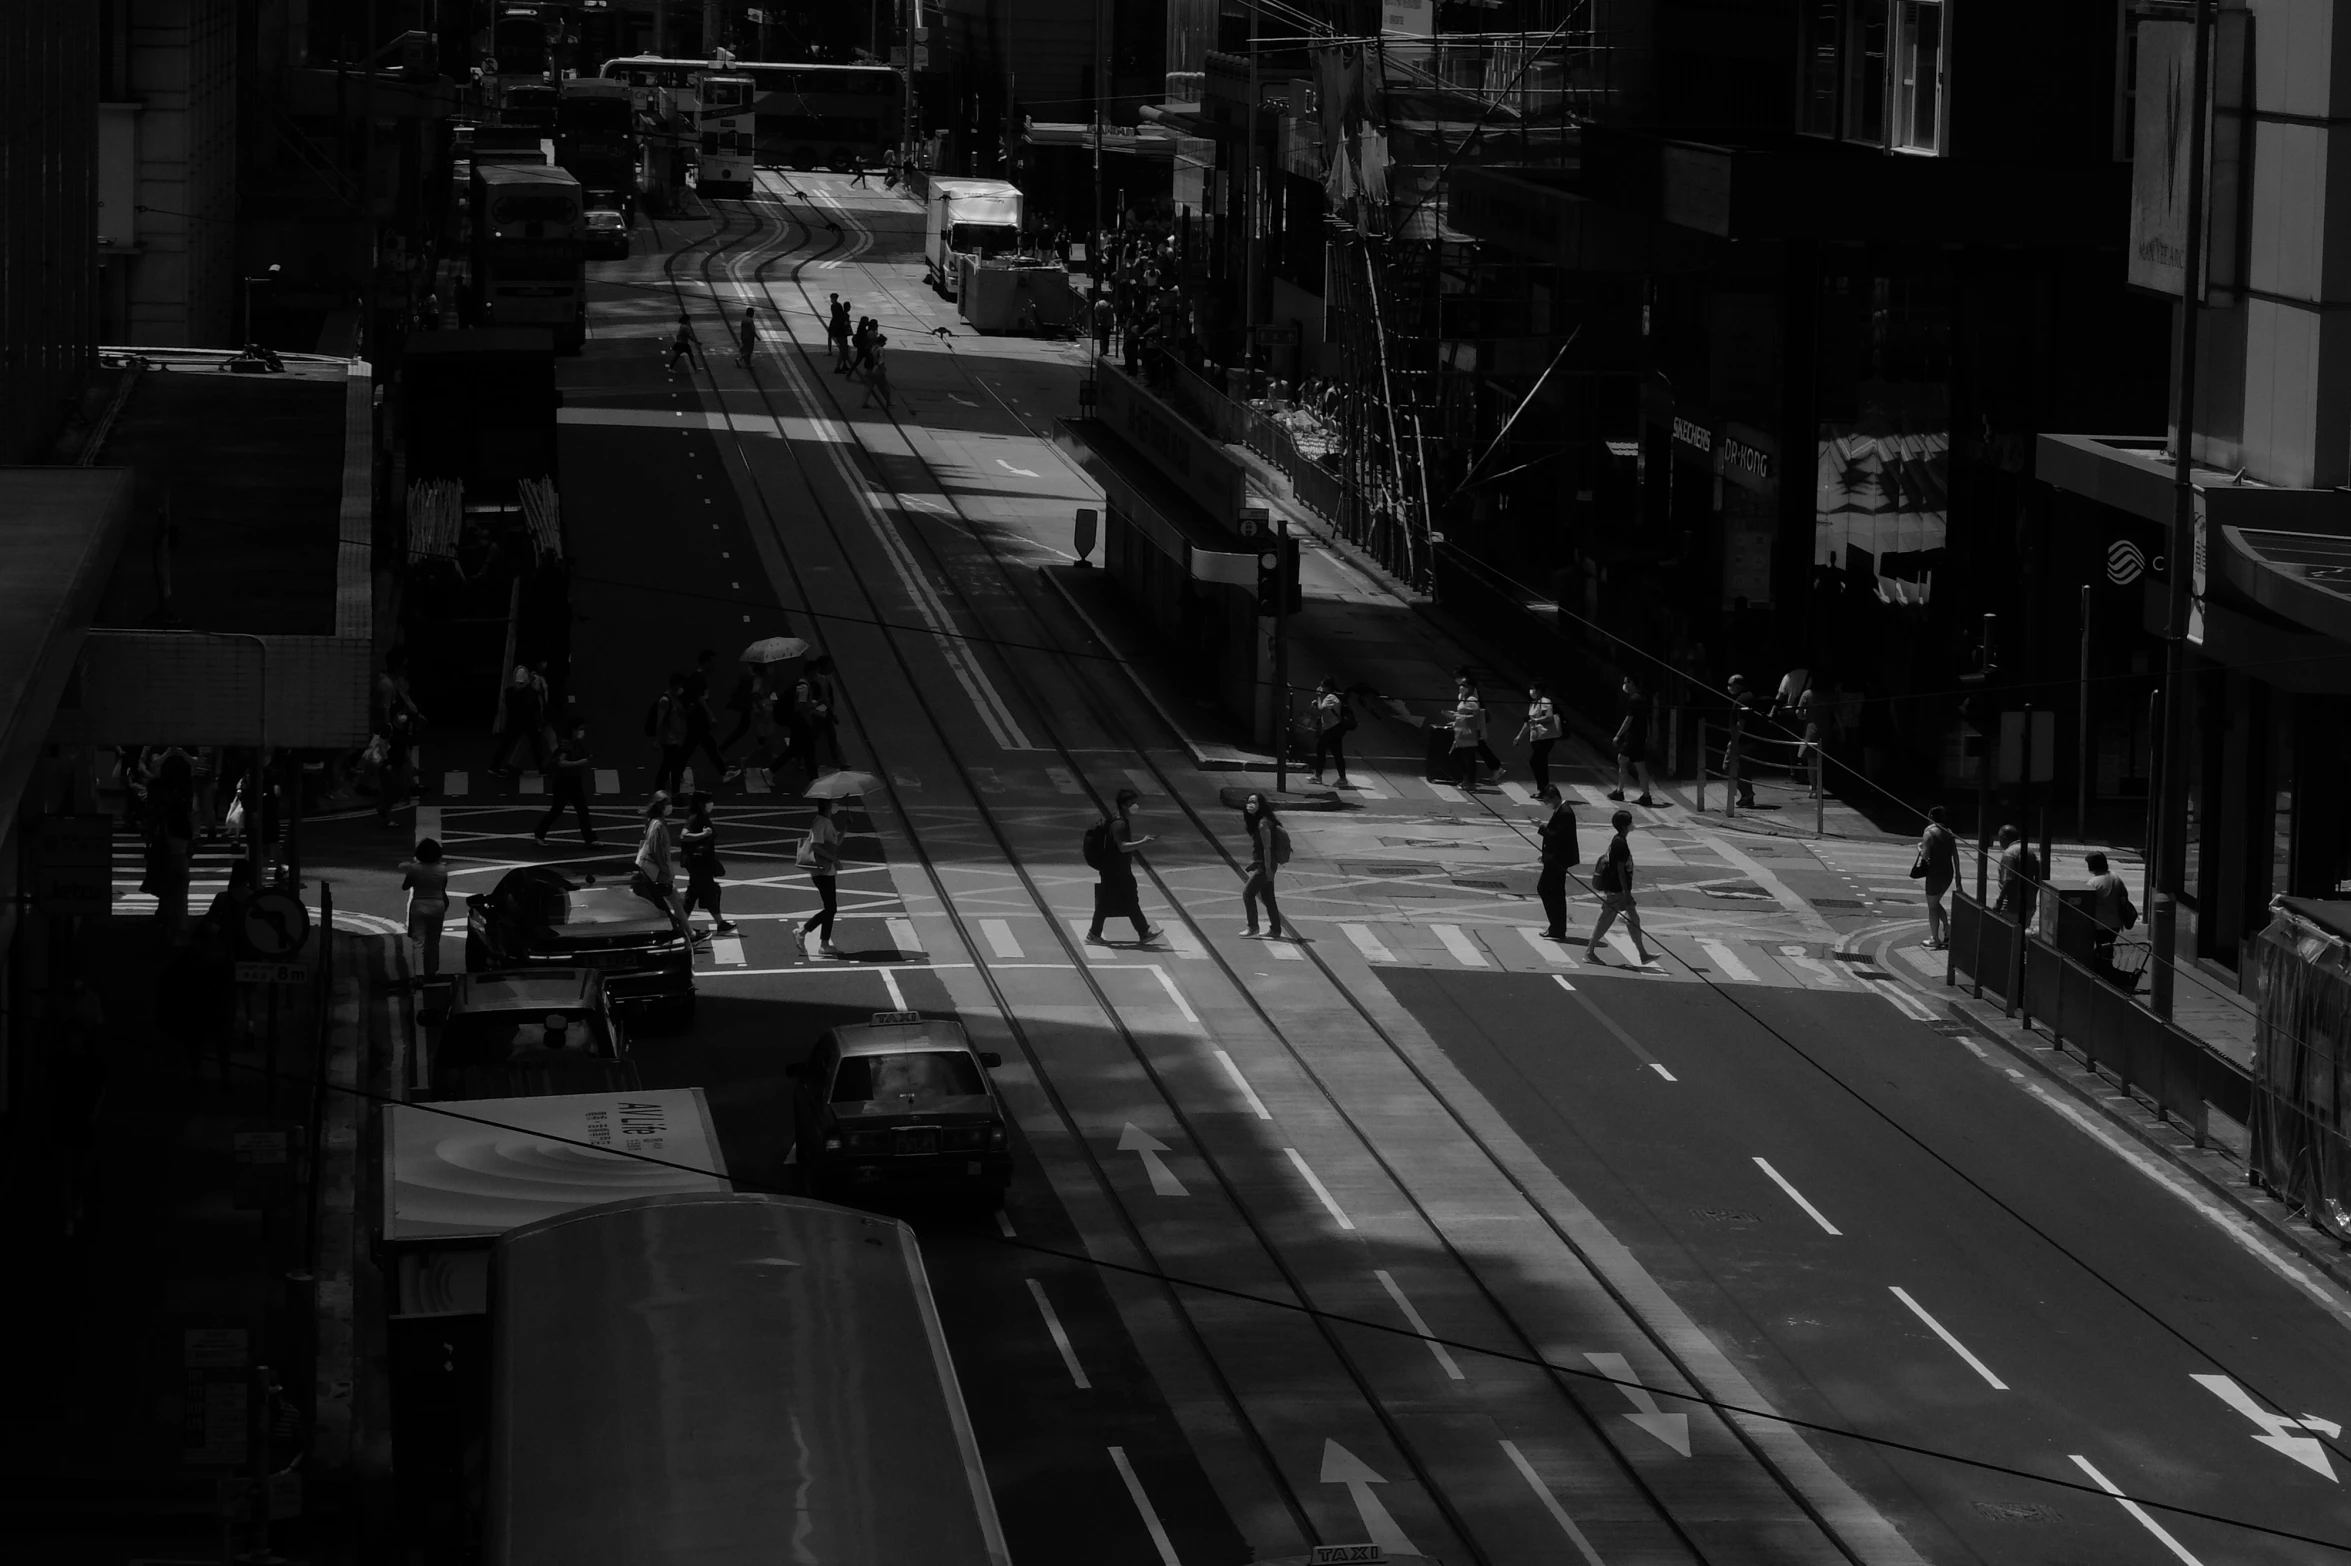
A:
[[830, 1050, 982, 1104]]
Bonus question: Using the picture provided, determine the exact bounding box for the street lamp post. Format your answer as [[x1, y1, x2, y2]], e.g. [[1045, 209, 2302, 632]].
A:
[[2149, 0, 2216, 1020]]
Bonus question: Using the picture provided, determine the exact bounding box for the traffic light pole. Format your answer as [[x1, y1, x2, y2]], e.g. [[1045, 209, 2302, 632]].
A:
[[1974, 612, 1996, 906], [1274, 519, 1291, 793], [2149, 0, 2215, 1021]]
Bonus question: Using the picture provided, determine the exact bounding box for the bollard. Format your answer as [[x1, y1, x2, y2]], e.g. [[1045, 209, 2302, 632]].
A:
[[1694, 723, 1709, 813], [1813, 747, 1825, 838]]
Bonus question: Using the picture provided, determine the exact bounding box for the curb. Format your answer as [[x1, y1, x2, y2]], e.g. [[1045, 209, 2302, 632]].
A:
[[1035, 564, 1280, 773], [1887, 939, 2351, 1300]]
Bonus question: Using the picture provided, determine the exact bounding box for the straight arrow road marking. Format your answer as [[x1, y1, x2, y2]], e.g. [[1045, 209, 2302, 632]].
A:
[[981, 918, 1024, 959], [1499, 1440, 1607, 1566], [1431, 924, 1489, 967], [1890, 1287, 2008, 1390], [1319, 1441, 1419, 1558], [1753, 1157, 1842, 1235], [2069, 1455, 2207, 1565], [1584, 1352, 1691, 1455], [2191, 1374, 2338, 1479], [1285, 1148, 1356, 1230], [1375, 1270, 1464, 1380], [1117, 1124, 1187, 1196], [1341, 923, 1397, 963]]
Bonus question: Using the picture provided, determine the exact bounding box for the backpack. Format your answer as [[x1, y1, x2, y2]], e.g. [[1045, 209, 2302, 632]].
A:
[[1269, 822, 1292, 866], [1594, 843, 1625, 893], [1082, 820, 1113, 871]]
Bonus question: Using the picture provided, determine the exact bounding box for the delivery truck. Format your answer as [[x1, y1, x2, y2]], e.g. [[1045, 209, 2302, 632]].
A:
[[924, 177, 1024, 300]]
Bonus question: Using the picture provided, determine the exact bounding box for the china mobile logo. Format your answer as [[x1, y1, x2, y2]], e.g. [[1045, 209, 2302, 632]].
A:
[[2106, 539, 2148, 586]]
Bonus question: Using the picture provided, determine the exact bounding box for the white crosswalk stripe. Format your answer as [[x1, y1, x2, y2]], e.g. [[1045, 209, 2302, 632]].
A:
[[443, 771, 469, 797], [1519, 927, 1573, 964], [1695, 937, 1759, 982], [888, 917, 922, 955], [981, 919, 1024, 959], [1432, 924, 1489, 967], [594, 769, 621, 795], [1341, 923, 1396, 963]]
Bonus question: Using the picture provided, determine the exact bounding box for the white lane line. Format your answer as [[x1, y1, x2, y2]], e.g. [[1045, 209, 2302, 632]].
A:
[[1342, 923, 1397, 963], [1375, 1269, 1464, 1380], [1520, 928, 1573, 965], [1553, 974, 1577, 994], [1107, 1447, 1183, 1566], [888, 916, 922, 953], [1149, 965, 1201, 1024], [1696, 937, 1759, 982], [1432, 924, 1490, 967], [1870, 979, 1938, 1021], [593, 768, 621, 795], [1499, 1440, 1608, 1566], [442, 771, 468, 798], [1213, 1050, 1273, 1119], [1889, 1287, 2007, 1390], [981, 918, 1024, 959], [1025, 1278, 1091, 1389], [995, 1209, 1017, 1237], [1284, 1147, 1356, 1230], [2069, 1455, 2206, 1566], [1753, 1157, 1842, 1236], [880, 966, 907, 1010], [1047, 765, 1084, 794]]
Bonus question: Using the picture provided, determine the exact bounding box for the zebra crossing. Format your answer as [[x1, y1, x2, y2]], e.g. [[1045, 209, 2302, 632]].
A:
[[1314, 917, 1933, 998], [107, 829, 409, 936]]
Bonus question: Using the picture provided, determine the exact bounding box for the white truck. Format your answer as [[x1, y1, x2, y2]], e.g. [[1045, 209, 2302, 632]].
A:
[[924, 177, 1024, 300]]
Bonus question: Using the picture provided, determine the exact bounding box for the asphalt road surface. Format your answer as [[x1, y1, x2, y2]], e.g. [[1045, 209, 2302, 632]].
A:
[[268, 173, 2351, 1565]]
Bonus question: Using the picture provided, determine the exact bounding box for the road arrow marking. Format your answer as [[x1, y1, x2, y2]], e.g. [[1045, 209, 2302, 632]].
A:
[[2192, 1374, 2338, 1480], [1117, 1123, 1188, 1196], [996, 457, 1041, 476], [1319, 1440, 1419, 1557], [1585, 1351, 1691, 1454]]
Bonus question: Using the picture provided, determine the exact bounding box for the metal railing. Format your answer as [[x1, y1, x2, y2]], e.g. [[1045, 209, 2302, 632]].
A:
[[1145, 349, 1350, 527], [1948, 893, 2251, 1145]]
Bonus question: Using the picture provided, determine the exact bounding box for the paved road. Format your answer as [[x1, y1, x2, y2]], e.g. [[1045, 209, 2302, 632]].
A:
[[262, 174, 2351, 1564]]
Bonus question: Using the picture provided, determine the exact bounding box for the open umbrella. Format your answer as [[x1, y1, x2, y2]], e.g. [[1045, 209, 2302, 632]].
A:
[[803, 770, 882, 800], [741, 636, 812, 665]]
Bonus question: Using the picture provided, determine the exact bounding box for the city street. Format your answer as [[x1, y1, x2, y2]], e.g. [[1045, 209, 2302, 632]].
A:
[[258, 175, 2351, 1565]]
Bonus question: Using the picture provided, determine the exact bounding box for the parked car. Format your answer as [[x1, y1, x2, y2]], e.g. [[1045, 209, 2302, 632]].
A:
[[464, 866, 695, 1025], [584, 206, 630, 259], [423, 969, 638, 1100], [788, 1011, 1011, 1205]]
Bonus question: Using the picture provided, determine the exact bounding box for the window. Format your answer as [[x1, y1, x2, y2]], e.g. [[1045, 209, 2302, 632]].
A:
[[1846, 0, 1888, 145], [1890, 0, 1946, 154], [829, 1051, 983, 1104], [1802, 1, 1843, 136]]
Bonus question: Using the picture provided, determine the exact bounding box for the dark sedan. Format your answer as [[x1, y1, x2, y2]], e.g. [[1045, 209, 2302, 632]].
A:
[[423, 969, 639, 1100], [789, 1012, 1012, 1206], [464, 866, 695, 1025], [584, 206, 630, 260]]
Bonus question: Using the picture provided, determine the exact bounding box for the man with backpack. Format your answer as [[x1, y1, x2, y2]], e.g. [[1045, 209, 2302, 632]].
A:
[[1584, 808, 1656, 966], [646, 672, 690, 796], [1084, 786, 1160, 945]]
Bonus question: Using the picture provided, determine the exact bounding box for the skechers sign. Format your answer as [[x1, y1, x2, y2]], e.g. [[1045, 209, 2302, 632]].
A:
[[1670, 414, 1775, 493]]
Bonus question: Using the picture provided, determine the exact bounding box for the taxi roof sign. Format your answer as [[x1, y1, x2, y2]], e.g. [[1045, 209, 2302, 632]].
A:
[[869, 1010, 923, 1025]]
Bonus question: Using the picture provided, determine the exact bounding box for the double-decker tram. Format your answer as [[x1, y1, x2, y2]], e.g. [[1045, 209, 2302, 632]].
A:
[[467, 162, 586, 351], [601, 56, 903, 172], [695, 73, 757, 196]]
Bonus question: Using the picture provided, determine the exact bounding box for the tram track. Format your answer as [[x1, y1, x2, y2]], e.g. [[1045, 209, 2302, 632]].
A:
[[658, 181, 1865, 1563]]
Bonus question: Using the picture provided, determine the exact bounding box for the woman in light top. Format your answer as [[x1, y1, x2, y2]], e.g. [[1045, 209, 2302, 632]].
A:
[[796, 797, 844, 957], [400, 837, 452, 979]]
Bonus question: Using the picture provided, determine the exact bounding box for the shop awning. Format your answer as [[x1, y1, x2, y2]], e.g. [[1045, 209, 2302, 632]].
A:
[[2218, 528, 2351, 644]]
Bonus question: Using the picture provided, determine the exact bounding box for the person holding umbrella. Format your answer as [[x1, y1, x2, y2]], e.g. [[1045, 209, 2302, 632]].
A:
[[794, 771, 877, 958]]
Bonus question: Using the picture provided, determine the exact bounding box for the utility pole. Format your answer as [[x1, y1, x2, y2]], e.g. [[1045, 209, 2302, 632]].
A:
[[1275, 518, 1291, 793], [1242, 0, 1258, 389], [2149, 0, 2215, 1020]]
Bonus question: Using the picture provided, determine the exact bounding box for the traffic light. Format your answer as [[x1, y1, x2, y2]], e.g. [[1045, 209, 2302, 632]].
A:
[[1956, 612, 1998, 733], [1256, 544, 1283, 616]]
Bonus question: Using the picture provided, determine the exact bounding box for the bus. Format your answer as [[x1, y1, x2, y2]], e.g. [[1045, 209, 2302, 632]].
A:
[[490, 2, 567, 82], [696, 74, 757, 196], [555, 77, 637, 210], [601, 56, 904, 170], [486, 1193, 1011, 1566], [468, 163, 586, 351]]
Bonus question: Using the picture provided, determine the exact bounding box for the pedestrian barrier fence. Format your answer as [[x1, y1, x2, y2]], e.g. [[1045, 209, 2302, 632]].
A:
[[516, 476, 565, 562], [1691, 717, 1825, 832], [407, 478, 464, 562], [2245, 899, 2351, 1241], [1948, 891, 2251, 1148]]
